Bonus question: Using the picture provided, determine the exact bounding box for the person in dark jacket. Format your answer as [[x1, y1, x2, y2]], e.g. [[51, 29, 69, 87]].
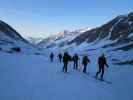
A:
[[82, 55, 90, 73], [63, 52, 71, 73], [49, 52, 54, 62], [96, 54, 109, 80], [73, 53, 79, 70], [58, 53, 62, 63]]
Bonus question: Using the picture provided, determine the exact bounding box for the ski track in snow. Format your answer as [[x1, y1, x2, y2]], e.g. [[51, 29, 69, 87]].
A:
[[0, 52, 133, 100]]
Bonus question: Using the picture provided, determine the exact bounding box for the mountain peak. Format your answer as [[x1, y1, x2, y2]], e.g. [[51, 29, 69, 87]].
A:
[[0, 20, 32, 51]]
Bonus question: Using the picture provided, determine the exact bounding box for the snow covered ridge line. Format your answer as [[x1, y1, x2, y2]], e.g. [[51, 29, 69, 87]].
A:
[[71, 12, 133, 45], [69, 12, 133, 52], [37, 27, 92, 48], [0, 20, 28, 42], [27, 37, 44, 45]]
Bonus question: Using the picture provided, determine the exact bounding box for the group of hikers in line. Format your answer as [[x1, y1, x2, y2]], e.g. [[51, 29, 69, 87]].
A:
[[49, 52, 109, 80]]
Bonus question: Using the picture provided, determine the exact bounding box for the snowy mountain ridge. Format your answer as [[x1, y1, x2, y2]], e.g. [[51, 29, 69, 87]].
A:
[[70, 12, 133, 47], [37, 27, 91, 48], [38, 12, 133, 52], [39, 12, 133, 65], [27, 37, 44, 45], [0, 20, 38, 53]]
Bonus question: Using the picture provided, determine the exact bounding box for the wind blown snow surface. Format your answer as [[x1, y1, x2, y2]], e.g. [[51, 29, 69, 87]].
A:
[[0, 51, 133, 100]]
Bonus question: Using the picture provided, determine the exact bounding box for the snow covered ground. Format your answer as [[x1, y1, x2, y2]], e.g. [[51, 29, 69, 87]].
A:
[[0, 51, 133, 100]]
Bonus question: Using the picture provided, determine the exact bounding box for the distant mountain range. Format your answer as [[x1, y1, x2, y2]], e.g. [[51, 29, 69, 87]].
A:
[[37, 28, 91, 48], [27, 37, 44, 45]]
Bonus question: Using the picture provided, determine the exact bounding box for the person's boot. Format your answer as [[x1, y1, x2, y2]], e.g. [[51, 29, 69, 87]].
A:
[[65, 66, 68, 73], [100, 75, 104, 81], [83, 66, 86, 73], [62, 66, 64, 72], [76, 64, 78, 70], [83, 67, 85, 73], [83, 70, 86, 73], [73, 66, 75, 69], [95, 73, 98, 79]]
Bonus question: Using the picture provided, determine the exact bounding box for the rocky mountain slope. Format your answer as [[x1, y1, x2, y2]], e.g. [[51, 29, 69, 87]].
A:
[[38, 12, 133, 51], [38, 12, 133, 65], [0, 20, 36, 53], [70, 12, 133, 49]]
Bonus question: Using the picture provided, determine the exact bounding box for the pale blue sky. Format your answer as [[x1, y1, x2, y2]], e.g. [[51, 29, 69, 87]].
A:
[[0, 0, 133, 38]]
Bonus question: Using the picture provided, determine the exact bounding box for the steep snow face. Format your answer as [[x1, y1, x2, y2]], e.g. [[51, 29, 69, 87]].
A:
[[0, 20, 27, 42], [70, 12, 133, 47], [0, 20, 28, 44], [0, 20, 38, 53]]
